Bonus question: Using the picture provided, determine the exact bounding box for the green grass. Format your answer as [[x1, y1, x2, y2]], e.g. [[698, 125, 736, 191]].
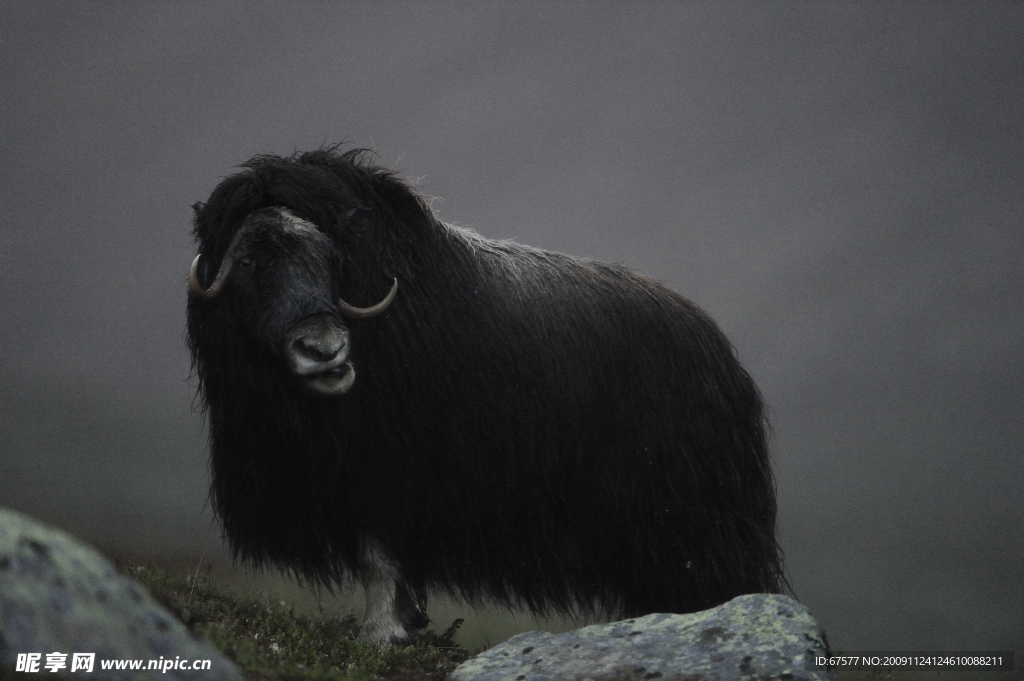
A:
[[129, 566, 473, 680]]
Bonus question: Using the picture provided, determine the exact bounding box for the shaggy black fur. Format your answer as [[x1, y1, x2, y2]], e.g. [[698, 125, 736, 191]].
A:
[[187, 147, 784, 623]]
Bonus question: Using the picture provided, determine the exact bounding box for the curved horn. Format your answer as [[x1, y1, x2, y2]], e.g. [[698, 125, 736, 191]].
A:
[[337, 279, 398, 319], [187, 225, 255, 300]]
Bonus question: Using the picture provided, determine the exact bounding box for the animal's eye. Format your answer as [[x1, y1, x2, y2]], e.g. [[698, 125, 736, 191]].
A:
[[237, 256, 255, 270]]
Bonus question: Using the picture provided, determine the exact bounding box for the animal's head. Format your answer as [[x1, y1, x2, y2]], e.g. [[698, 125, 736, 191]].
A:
[[188, 206, 397, 396]]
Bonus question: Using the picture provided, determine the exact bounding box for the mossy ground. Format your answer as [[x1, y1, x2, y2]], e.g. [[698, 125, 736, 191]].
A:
[[130, 566, 473, 680]]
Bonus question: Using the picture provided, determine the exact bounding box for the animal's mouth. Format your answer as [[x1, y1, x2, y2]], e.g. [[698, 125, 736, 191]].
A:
[[285, 321, 354, 396], [305, 361, 356, 396]]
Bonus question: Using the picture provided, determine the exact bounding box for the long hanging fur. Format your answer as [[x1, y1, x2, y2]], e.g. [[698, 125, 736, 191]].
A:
[[186, 147, 785, 620]]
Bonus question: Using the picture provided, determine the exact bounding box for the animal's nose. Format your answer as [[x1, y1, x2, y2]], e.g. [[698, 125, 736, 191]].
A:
[[294, 333, 346, 360], [293, 329, 347, 363]]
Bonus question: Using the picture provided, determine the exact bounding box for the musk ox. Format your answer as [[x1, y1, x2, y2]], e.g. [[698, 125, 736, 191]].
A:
[[186, 147, 784, 644]]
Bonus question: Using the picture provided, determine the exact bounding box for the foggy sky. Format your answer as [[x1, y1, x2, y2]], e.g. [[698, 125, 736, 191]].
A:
[[1, 2, 1022, 654]]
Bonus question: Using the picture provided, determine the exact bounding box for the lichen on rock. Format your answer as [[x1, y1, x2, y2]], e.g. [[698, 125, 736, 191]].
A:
[[0, 507, 241, 680], [448, 593, 836, 681]]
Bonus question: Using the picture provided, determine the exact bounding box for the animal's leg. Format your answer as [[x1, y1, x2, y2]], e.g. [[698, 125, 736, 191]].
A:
[[356, 541, 428, 645]]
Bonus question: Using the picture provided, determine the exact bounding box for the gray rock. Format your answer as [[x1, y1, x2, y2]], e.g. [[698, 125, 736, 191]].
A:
[[0, 507, 242, 680], [449, 593, 836, 681]]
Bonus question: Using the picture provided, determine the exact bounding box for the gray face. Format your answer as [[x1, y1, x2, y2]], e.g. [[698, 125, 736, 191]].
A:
[[229, 209, 357, 396]]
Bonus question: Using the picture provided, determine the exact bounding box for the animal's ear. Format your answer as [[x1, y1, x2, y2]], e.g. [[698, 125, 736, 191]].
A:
[[191, 202, 205, 217]]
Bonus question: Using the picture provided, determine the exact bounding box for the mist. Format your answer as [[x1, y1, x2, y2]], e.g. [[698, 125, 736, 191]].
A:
[[1, 2, 1021, 654]]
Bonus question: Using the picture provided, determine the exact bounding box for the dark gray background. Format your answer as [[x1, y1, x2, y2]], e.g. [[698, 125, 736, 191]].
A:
[[2, 2, 1021, 654]]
